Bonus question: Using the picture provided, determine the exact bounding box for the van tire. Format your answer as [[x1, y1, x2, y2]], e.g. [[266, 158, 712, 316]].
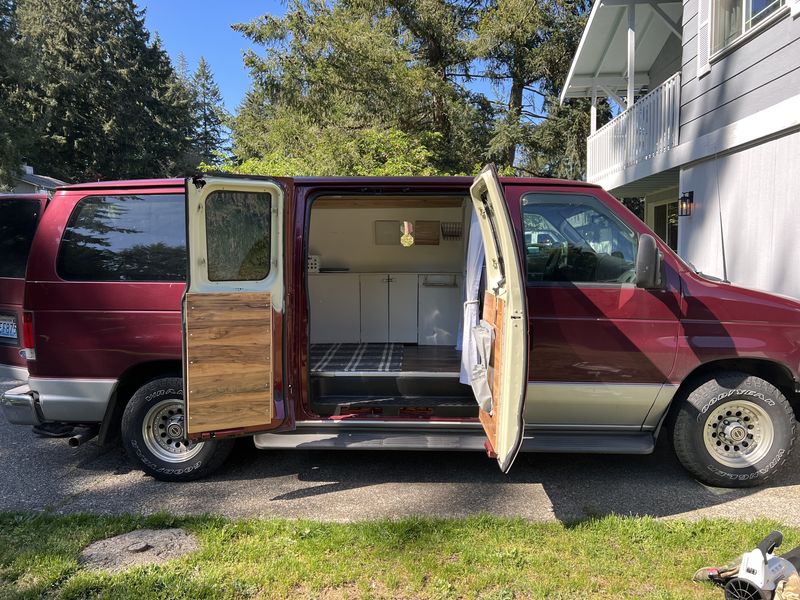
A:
[[121, 377, 233, 482], [672, 372, 795, 488]]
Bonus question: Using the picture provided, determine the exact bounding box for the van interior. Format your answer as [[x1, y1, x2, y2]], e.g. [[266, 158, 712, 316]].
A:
[[306, 194, 478, 420]]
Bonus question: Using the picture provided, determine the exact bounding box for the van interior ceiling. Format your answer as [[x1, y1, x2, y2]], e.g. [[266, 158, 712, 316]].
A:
[[306, 194, 478, 420]]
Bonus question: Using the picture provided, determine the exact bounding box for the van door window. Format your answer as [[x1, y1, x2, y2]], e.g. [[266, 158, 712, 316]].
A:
[[0, 199, 41, 279], [57, 194, 186, 281], [204, 191, 271, 282], [523, 193, 637, 284]]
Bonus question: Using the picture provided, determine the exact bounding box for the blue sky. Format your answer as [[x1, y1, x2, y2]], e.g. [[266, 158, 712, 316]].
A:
[[138, 0, 285, 112]]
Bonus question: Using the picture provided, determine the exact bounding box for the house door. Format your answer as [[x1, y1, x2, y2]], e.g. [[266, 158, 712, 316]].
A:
[[647, 199, 679, 251], [182, 176, 290, 438], [469, 165, 530, 473]]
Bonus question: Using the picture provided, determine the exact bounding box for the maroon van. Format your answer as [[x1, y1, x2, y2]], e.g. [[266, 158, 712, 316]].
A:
[[1, 169, 798, 488], [0, 193, 48, 381]]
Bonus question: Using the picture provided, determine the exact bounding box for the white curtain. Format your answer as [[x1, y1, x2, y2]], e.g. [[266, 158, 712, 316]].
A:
[[458, 209, 485, 384]]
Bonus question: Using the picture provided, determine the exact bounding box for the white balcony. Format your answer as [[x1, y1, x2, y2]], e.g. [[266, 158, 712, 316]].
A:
[[587, 72, 681, 185]]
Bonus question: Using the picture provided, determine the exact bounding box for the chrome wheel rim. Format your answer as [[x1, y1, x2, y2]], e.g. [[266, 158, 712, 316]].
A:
[[142, 399, 204, 463], [703, 400, 774, 469]]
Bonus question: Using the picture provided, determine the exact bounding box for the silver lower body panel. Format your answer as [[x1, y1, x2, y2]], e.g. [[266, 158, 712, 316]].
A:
[[29, 377, 117, 422]]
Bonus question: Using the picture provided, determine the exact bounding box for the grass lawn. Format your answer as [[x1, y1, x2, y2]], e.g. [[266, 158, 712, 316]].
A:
[[0, 512, 797, 599]]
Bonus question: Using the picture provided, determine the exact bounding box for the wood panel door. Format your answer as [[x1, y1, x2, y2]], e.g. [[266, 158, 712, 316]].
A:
[[469, 165, 529, 473], [183, 176, 290, 438]]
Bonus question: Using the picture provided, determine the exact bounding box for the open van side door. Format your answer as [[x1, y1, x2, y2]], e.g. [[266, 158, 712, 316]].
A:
[[469, 165, 529, 472], [182, 176, 290, 438]]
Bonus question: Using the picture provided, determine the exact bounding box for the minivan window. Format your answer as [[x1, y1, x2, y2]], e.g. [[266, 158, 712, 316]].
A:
[[0, 199, 42, 279], [205, 190, 271, 282], [57, 194, 186, 281], [523, 193, 637, 284]]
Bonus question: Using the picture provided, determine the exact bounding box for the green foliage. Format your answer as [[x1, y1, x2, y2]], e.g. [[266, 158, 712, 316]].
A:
[[213, 115, 441, 177], [190, 57, 228, 166], [1, 512, 798, 599], [3, 0, 196, 183], [0, 0, 34, 188], [227, 0, 607, 179], [227, 0, 491, 176]]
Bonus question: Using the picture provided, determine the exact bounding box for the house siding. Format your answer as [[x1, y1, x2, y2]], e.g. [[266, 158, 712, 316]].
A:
[[679, 5, 800, 144], [649, 34, 683, 89], [678, 129, 800, 299]]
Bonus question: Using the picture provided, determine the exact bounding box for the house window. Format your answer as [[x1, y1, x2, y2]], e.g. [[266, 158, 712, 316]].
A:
[[713, 0, 786, 52]]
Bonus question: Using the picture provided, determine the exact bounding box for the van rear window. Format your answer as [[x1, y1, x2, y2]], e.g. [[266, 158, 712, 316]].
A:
[[57, 194, 186, 281], [0, 199, 41, 279]]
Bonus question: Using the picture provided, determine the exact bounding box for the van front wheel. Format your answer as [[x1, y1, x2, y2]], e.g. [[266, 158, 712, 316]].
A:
[[121, 377, 234, 482], [672, 372, 796, 488]]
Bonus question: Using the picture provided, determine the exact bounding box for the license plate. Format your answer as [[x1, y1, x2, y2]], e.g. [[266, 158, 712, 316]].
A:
[[0, 315, 17, 340]]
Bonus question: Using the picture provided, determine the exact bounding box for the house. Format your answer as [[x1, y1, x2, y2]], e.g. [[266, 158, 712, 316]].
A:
[[11, 165, 65, 195], [561, 0, 800, 298]]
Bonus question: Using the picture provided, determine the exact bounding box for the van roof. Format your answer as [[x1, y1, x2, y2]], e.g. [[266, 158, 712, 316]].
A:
[[57, 175, 600, 191]]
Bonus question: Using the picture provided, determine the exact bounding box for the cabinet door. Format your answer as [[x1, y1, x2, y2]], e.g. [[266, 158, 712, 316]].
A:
[[389, 273, 418, 343], [418, 274, 461, 346], [360, 274, 389, 342], [309, 274, 360, 343]]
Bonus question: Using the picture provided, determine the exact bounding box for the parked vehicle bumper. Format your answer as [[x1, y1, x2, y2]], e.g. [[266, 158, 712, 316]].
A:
[[0, 384, 42, 426], [0, 363, 28, 381]]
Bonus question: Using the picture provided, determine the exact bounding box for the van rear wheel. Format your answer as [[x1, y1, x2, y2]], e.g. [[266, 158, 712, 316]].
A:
[[672, 372, 796, 488], [121, 377, 233, 482]]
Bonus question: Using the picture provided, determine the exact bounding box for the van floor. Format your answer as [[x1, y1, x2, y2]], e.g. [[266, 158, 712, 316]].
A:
[[309, 343, 461, 375], [308, 344, 474, 418]]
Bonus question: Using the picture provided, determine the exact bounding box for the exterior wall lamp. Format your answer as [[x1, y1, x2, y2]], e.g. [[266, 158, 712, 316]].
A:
[[678, 191, 694, 217]]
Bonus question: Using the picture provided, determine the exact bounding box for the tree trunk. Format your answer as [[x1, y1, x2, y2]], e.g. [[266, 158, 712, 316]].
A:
[[507, 78, 524, 168]]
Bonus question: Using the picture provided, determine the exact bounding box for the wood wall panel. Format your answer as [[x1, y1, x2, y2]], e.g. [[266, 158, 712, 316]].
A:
[[478, 291, 505, 453], [185, 291, 273, 435]]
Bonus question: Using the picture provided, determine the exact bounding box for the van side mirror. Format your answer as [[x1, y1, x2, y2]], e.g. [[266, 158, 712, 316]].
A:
[[635, 233, 661, 289]]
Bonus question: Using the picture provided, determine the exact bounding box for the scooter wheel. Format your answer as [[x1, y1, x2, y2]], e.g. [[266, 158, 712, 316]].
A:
[[724, 577, 768, 600]]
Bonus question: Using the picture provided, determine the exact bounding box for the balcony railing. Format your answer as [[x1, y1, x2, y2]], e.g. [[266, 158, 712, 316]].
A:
[[587, 72, 681, 184]]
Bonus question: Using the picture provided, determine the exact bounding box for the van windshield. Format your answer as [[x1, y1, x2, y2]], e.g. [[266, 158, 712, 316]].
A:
[[0, 199, 42, 279]]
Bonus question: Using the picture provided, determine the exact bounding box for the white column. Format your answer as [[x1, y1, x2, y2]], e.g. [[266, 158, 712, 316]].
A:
[[590, 86, 597, 134], [627, 2, 635, 110]]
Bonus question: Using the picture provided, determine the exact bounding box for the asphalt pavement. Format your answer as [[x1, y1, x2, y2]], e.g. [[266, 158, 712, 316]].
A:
[[2, 379, 800, 524]]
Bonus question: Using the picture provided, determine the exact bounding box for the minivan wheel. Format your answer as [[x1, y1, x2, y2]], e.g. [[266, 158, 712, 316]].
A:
[[672, 372, 796, 488], [121, 377, 234, 482]]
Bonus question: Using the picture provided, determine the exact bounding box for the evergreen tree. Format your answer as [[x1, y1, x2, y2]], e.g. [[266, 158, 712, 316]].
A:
[[230, 0, 492, 176], [14, 0, 194, 182], [0, 0, 35, 187], [191, 57, 227, 166]]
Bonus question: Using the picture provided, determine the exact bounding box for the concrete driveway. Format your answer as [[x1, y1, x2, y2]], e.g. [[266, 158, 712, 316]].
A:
[[2, 379, 800, 523]]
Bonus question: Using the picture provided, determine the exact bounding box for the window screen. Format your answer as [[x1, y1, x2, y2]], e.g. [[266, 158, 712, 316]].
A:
[[523, 193, 638, 285], [0, 199, 41, 279], [205, 191, 271, 282], [57, 194, 186, 281]]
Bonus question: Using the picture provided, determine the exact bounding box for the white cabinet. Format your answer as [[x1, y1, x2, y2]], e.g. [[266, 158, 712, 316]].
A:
[[310, 272, 458, 345], [309, 274, 360, 343], [359, 274, 389, 342], [418, 274, 461, 346], [360, 273, 418, 343], [389, 274, 418, 343]]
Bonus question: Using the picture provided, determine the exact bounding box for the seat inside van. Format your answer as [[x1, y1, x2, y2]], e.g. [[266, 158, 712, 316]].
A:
[[306, 194, 478, 419]]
